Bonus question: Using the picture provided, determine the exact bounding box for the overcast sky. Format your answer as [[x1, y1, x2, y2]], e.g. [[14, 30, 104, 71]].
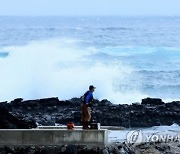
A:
[[0, 0, 180, 16]]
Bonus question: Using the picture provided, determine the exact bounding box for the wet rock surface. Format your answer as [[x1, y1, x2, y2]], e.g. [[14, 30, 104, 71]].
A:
[[0, 97, 180, 128]]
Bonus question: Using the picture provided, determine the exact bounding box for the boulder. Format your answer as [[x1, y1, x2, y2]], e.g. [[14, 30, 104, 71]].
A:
[[0, 105, 37, 129], [142, 98, 164, 106]]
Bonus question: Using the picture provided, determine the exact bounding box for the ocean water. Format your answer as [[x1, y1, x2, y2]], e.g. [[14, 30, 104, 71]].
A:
[[0, 16, 180, 104], [109, 124, 180, 143]]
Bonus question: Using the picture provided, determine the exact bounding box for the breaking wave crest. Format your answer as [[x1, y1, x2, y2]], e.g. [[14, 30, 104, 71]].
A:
[[0, 38, 147, 104]]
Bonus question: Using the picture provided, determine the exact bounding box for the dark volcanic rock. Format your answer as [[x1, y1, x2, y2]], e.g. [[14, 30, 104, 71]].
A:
[[0, 97, 180, 128], [11, 98, 23, 104], [0, 145, 102, 154], [0, 105, 37, 129], [142, 97, 164, 106], [1, 142, 180, 154]]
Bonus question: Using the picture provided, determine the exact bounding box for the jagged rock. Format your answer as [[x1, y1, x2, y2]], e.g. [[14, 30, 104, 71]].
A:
[[0, 106, 37, 129], [99, 99, 112, 106], [142, 98, 164, 106], [0, 97, 180, 128], [10, 98, 23, 106], [0, 143, 180, 154]]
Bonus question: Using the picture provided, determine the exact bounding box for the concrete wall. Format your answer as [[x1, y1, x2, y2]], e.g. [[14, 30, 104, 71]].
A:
[[0, 129, 108, 147]]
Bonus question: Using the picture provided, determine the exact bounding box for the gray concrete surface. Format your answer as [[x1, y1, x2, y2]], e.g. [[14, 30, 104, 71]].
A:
[[38, 126, 125, 130], [0, 129, 108, 147]]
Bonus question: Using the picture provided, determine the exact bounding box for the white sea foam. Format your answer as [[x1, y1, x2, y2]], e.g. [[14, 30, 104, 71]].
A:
[[0, 38, 147, 104]]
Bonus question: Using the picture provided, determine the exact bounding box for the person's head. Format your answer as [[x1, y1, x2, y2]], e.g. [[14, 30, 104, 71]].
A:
[[89, 85, 96, 92]]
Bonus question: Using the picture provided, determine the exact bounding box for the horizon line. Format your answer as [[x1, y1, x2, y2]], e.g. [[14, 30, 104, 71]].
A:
[[1, 15, 180, 17]]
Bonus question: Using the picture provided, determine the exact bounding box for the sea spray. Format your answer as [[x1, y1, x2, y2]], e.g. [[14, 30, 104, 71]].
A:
[[0, 38, 147, 103]]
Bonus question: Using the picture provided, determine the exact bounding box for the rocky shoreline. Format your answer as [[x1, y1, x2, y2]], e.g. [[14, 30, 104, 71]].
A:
[[0, 97, 180, 128], [0, 142, 180, 154], [1, 97, 180, 154]]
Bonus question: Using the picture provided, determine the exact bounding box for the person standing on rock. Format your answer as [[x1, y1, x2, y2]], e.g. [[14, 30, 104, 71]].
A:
[[81, 85, 96, 129]]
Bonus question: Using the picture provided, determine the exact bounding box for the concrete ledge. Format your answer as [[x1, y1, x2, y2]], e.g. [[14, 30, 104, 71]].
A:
[[0, 129, 108, 147], [38, 126, 125, 130]]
